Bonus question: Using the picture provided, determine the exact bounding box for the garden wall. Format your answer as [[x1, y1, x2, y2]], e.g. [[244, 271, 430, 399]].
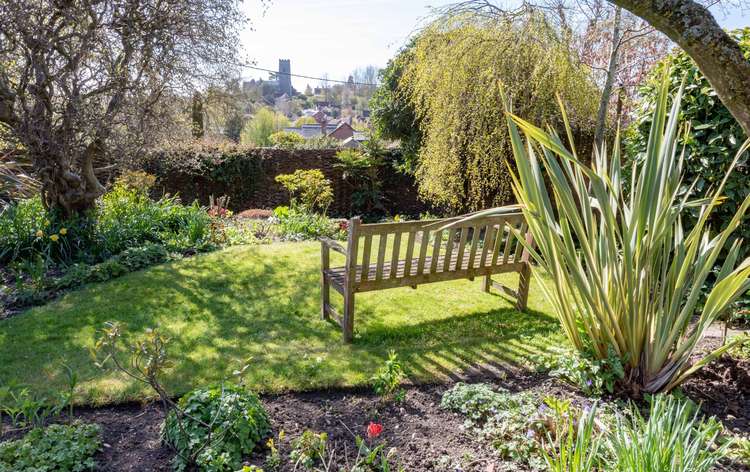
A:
[[137, 145, 435, 218]]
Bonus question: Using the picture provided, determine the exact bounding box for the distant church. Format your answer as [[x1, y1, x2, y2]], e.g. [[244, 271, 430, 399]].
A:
[[242, 59, 295, 97]]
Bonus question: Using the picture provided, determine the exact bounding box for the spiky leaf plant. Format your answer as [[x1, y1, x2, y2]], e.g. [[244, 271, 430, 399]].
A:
[[472, 71, 750, 393]]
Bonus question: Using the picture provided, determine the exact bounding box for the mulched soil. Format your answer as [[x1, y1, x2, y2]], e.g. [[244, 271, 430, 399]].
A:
[[2, 359, 749, 471]]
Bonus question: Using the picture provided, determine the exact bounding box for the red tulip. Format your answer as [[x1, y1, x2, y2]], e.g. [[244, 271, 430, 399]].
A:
[[366, 422, 383, 439]]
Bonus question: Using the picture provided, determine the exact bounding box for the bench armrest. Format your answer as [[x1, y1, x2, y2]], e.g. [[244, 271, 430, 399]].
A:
[[320, 237, 347, 256]]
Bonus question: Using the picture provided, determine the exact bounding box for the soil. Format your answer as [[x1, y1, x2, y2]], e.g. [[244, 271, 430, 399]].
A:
[[2, 360, 748, 471]]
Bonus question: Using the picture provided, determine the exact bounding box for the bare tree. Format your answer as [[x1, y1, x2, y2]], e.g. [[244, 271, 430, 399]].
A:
[[0, 0, 248, 216], [609, 0, 750, 136]]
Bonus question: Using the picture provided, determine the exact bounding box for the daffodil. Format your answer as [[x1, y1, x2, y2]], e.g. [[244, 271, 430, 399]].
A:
[[44, 220, 50, 227], [35, 230, 43, 238], [50, 234, 59, 242], [59, 228, 67, 235]]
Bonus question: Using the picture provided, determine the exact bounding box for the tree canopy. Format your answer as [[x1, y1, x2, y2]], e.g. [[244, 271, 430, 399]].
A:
[[396, 12, 600, 212]]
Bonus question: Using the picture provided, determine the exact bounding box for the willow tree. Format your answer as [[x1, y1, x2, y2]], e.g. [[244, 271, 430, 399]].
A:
[[400, 13, 600, 213]]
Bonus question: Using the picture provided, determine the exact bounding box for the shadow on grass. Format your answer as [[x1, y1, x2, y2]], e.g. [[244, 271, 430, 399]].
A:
[[0, 243, 561, 403]]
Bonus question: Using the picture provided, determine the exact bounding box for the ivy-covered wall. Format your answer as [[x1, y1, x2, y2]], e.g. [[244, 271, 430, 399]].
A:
[[137, 144, 434, 218]]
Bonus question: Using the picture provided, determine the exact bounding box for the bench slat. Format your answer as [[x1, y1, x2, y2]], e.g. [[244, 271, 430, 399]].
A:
[[430, 229, 442, 274], [389, 231, 402, 279], [480, 224, 496, 269], [361, 234, 372, 281], [403, 231, 416, 277], [443, 229, 456, 272], [502, 220, 514, 264], [467, 225, 482, 274], [455, 228, 469, 271], [492, 219, 505, 267], [417, 229, 429, 275], [375, 233, 388, 281]]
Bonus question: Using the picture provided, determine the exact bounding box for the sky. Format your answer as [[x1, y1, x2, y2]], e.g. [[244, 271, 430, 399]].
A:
[[239, 0, 750, 91]]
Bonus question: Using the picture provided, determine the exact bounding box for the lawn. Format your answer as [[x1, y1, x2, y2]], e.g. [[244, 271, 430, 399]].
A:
[[0, 241, 563, 405]]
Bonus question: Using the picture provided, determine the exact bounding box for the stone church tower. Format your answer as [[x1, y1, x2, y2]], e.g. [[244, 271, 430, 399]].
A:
[[278, 59, 292, 96]]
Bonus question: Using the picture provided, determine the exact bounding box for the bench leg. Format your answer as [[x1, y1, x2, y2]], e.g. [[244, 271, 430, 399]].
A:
[[483, 275, 492, 292], [516, 264, 531, 311], [343, 290, 355, 343], [320, 274, 330, 320]]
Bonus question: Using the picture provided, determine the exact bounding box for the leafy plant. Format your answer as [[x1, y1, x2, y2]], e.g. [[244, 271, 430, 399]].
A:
[[440, 383, 547, 468], [334, 146, 385, 216], [538, 346, 624, 396], [269, 131, 305, 149], [0, 422, 101, 472], [290, 430, 329, 470], [163, 384, 271, 472], [274, 169, 333, 214], [271, 206, 344, 241], [608, 395, 729, 472], [486, 69, 750, 393], [371, 351, 405, 402], [115, 170, 157, 195]]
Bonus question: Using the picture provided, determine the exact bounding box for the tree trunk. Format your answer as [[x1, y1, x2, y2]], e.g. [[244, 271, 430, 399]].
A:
[[608, 0, 750, 136], [594, 6, 622, 149]]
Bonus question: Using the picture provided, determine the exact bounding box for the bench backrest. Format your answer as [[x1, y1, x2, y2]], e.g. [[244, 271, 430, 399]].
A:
[[344, 212, 530, 288]]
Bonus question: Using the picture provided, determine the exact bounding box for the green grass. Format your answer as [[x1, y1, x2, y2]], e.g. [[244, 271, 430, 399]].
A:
[[0, 242, 562, 405]]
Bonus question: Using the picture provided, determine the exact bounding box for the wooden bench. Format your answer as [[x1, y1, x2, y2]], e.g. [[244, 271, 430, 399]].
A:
[[320, 210, 533, 342]]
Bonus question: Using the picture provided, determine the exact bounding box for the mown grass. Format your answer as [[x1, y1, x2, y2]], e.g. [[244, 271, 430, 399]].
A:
[[0, 241, 563, 405]]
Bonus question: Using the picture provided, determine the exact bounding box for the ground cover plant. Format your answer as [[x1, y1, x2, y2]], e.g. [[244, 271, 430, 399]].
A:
[[0, 241, 560, 404], [483, 72, 750, 393], [0, 422, 101, 472]]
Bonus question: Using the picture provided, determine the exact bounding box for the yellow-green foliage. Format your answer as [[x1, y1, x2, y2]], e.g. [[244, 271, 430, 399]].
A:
[[274, 169, 333, 213], [401, 13, 599, 212]]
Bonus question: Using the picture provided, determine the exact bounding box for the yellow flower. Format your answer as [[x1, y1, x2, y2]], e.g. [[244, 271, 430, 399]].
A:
[[59, 228, 67, 235], [44, 220, 50, 227], [35, 230, 44, 238], [50, 234, 59, 242]]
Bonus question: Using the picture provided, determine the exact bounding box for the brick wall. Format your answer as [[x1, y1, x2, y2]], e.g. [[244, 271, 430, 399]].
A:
[[139, 147, 435, 218]]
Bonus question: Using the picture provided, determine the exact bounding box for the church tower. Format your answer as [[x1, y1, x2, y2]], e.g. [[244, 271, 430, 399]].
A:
[[278, 59, 292, 96]]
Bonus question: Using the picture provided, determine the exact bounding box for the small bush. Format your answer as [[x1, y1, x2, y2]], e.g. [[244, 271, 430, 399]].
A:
[[0, 422, 101, 472], [115, 170, 157, 194], [269, 131, 305, 149], [163, 383, 271, 472], [274, 169, 333, 214]]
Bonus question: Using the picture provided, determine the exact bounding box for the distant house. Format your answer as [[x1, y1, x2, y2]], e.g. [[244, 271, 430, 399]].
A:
[[327, 122, 355, 140], [282, 120, 361, 142]]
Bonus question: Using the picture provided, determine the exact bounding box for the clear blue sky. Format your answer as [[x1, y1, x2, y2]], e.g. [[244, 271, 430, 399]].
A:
[[239, 0, 750, 90]]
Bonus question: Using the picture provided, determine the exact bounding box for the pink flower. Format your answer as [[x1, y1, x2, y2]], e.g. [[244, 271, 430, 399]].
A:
[[366, 422, 383, 439]]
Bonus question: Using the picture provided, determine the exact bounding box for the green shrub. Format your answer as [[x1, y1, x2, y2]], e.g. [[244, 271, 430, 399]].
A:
[[274, 169, 333, 214], [269, 131, 305, 149], [163, 383, 270, 472], [626, 28, 749, 263], [0, 422, 101, 472]]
